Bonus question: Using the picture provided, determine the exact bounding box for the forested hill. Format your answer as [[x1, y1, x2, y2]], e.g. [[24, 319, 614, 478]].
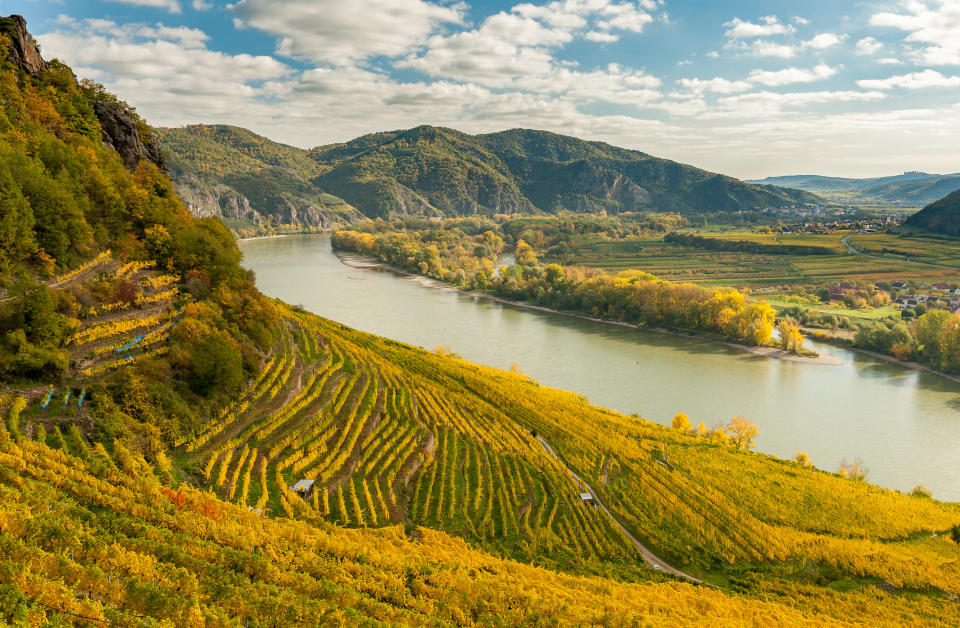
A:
[[749, 172, 960, 206], [903, 188, 960, 236], [158, 125, 363, 237], [3, 16, 960, 626], [160, 123, 822, 225]]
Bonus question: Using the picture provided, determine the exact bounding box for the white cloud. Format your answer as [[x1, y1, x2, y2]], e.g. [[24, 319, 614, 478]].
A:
[[676, 77, 751, 95], [858, 69, 960, 89], [106, 0, 182, 13], [702, 90, 887, 121], [856, 36, 884, 55], [585, 30, 619, 42], [747, 63, 838, 86], [870, 0, 960, 65], [748, 40, 798, 58], [724, 15, 794, 38], [230, 0, 466, 64], [192, 0, 212, 9], [878, 57, 904, 65], [399, 3, 660, 93], [804, 33, 844, 49]]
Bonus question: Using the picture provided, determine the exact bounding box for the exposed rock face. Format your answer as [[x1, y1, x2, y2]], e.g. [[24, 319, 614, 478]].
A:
[[1, 15, 47, 76], [173, 174, 363, 232], [93, 101, 167, 172], [3, 15, 165, 173]]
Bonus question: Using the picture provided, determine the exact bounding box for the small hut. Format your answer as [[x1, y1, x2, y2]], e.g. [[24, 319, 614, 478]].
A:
[[289, 479, 316, 501], [579, 492, 595, 506]]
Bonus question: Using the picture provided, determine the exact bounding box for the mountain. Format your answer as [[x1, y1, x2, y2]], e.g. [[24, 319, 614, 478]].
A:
[[903, 188, 960, 236], [158, 125, 363, 236], [2, 16, 960, 626], [749, 172, 960, 206], [309, 125, 823, 217], [161, 124, 822, 226]]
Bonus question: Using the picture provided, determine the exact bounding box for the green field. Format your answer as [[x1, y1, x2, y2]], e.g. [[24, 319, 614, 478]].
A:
[[556, 230, 960, 289]]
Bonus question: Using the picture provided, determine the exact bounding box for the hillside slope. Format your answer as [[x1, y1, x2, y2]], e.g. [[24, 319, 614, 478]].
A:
[[158, 125, 363, 237], [903, 188, 960, 236], [310, 126, 822, 217], [2, 15, 959, 626], [161, 124, 822, 224], [750, 172, 960, 205]]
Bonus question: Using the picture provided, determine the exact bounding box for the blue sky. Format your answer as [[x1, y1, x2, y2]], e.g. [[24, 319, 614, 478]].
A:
[[5, 0, 960, 178]]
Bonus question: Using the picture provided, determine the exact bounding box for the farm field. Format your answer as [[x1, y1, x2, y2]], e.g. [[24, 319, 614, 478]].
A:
[[557, 230, 960, 288], [848, 233, 960, 268]]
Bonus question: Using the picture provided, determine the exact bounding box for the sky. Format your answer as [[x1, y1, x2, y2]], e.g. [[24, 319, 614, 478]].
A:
[[5, 0, 960, 178]]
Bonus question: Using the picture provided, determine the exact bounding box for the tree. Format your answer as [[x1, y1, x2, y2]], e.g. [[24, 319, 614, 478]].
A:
[[777, 319, 805, 354], [671, 412, 691, 431], [725, 416, 758, 450], [951, 524, 960, 545], [793, 451, 812, 467], [910, 484, 932, 499]]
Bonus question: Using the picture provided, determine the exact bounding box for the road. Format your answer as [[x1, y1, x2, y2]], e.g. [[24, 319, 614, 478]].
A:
[[534, 434, 703, 584]]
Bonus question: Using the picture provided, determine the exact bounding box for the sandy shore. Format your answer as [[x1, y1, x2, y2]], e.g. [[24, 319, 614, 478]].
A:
[[335, 252, 846, 367], [237, 233, 296, 242]]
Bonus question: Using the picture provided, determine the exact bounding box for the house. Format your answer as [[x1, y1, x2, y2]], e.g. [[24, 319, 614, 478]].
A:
[[289, 479, 316, 500], [933, 282, 950, 291], [579, 492, 596, 506], [892, 281, 908, 290]]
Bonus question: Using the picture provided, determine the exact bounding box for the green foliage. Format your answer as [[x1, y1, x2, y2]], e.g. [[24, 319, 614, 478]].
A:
[[903, 188, 960, 236]]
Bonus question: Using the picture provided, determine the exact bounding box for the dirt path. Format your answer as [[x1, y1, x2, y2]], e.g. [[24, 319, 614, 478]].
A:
[[534, 434, 703, 584]]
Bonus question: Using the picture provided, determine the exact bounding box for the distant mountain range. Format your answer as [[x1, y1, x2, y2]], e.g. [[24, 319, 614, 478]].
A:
[[748, 172, 960, 206], [903, 188, 960, 236], [159, 124, 821, 231]]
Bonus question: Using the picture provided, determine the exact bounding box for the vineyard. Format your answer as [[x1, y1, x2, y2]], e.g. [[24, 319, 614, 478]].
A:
[[178, 304, 642, 575], [3, 319, 960, 624], [61, 255, 183, 378], [161, 302, 960, 596]]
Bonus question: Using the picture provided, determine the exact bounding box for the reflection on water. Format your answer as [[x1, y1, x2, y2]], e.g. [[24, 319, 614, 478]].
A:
[[241, 234, 960, 502]]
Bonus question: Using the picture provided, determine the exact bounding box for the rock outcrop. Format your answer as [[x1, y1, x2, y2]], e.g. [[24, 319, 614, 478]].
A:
[[3, 15, 165, 173], [93, 101, 167, 172], [0, 15, 47, 76]]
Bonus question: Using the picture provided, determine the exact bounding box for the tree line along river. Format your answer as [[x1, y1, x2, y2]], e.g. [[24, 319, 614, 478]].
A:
[[240, 233, 960, 502]]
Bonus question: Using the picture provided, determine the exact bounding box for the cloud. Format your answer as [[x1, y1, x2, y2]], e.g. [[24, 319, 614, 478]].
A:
[[192, 0, 212, 9], [399, 3, 660, 92], [724, 15, 794, 38], [804, 33, 844, 49], [858, 69, 960, 89], [585, 30, 619, 42], [230, 0, 465, 64], [747, 40, 798, 58], [701, 90, 887, 121], [676, 77, 751, 95], [878, 57, 904, 65], [747, 63, 838, 86], [856, 36, 884, 55], [106, 0, 182, 12], [870, 0, 960, 65]]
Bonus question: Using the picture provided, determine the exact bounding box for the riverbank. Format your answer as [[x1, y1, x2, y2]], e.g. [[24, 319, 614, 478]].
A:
[[335, 252, 845, 367], [801, 326, 960, 385]]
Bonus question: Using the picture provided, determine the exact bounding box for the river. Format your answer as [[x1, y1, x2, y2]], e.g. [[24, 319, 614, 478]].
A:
[[240, 234, 960, 501]]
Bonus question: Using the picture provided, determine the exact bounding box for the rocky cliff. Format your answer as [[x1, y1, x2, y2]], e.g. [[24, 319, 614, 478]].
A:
[[3, 15, 166, 173], [0, 15, 46, 76]]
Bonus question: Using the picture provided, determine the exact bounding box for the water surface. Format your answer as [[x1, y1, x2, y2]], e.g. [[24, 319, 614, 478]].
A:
[[241, 234, 960, 501]]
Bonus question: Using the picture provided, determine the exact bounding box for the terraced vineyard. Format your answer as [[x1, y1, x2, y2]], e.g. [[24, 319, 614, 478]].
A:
[[180, 304, 641, 573]]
